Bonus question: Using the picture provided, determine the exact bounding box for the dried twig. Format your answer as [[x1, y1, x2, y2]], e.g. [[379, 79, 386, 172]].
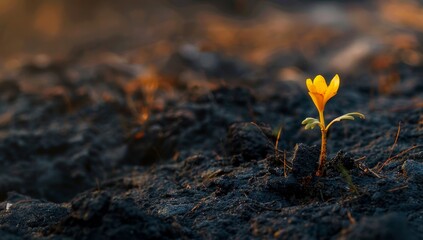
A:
[[378, 145, 422, 172], [283, 150, 287, 177], [354, 156, 367, 162], [388, 122, 401, 159], [387, 185, 408, 192], [377, 122, 401, 172], [358, 162, 382, 178], [250, 122, 276, 149], [275, 126, 283, 169], [387, 145, 421, 161], [250, 122, 292, 172], [275, 127, 282, 152]]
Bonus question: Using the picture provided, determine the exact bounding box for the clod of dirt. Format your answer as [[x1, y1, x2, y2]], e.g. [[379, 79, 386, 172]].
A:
[[291, 143, 319, 180], [265, 174, 301, 198], [0, 193, 68, 238], [341, 213, 414, 240], [402, 160, 423, 183], [69, 191, 111, 225], [50, 191, 182, 239], [226, 122, 273, 162], [325, 151, 356, 177]]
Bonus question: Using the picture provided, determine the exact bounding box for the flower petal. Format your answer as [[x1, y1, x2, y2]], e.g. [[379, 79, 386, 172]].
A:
[[306, 78, 316, 92], [313, 75, 328, 94], [309, 92, 324, 112], [330, 74, 340, 93], [324, 74, 340, 103]]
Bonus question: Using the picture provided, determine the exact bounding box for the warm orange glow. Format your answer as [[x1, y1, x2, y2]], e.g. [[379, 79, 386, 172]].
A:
[[34, 2, 64, 38], [0, 0, 17, 15], [125, 69, 160, 124], [381, 1, 423, 31], [134, 131, 145, 140]]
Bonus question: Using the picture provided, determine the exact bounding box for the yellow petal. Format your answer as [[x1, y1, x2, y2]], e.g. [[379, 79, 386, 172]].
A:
[[306, 78, 316, 92], [309, 92, 324, 112], [313, 75, 328, 94], [330, 74, 340, 93], [324, 74, 340, 103]]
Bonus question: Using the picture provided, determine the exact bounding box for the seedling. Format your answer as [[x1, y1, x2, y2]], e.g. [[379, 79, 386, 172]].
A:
[[302, 74, 365, 176]]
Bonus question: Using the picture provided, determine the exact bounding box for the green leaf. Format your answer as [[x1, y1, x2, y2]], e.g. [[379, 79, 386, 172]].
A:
[[326, 112, 365, 130], [301, 117, 321, 130]]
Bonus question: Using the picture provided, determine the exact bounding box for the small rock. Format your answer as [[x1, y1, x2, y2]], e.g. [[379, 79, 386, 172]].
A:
[[157, 204, 193, 218], [371, 192, 384, 202], [6, 203, 12, 212], [402, 160, 423, 183]]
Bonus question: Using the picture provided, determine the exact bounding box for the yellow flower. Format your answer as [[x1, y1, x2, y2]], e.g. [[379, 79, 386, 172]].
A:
[[302, 73, 364, 177], [306, 74, 340, 112]]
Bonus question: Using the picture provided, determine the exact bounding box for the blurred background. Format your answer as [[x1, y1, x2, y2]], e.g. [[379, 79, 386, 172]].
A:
[[0, 0, 422, 79]]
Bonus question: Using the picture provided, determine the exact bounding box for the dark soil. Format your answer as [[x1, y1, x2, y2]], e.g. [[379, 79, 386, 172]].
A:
[[0, 1, 422, 239]]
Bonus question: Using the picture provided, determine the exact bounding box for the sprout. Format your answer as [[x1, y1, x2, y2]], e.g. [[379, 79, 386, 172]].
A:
[[302, 74, 365, 176]]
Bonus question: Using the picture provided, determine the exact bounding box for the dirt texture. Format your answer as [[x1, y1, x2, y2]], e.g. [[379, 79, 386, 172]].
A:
[[0, 0, 422, 239]]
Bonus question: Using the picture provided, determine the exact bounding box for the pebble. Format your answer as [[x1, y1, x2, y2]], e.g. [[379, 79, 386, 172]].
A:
[[402, 160, 423, 183]]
